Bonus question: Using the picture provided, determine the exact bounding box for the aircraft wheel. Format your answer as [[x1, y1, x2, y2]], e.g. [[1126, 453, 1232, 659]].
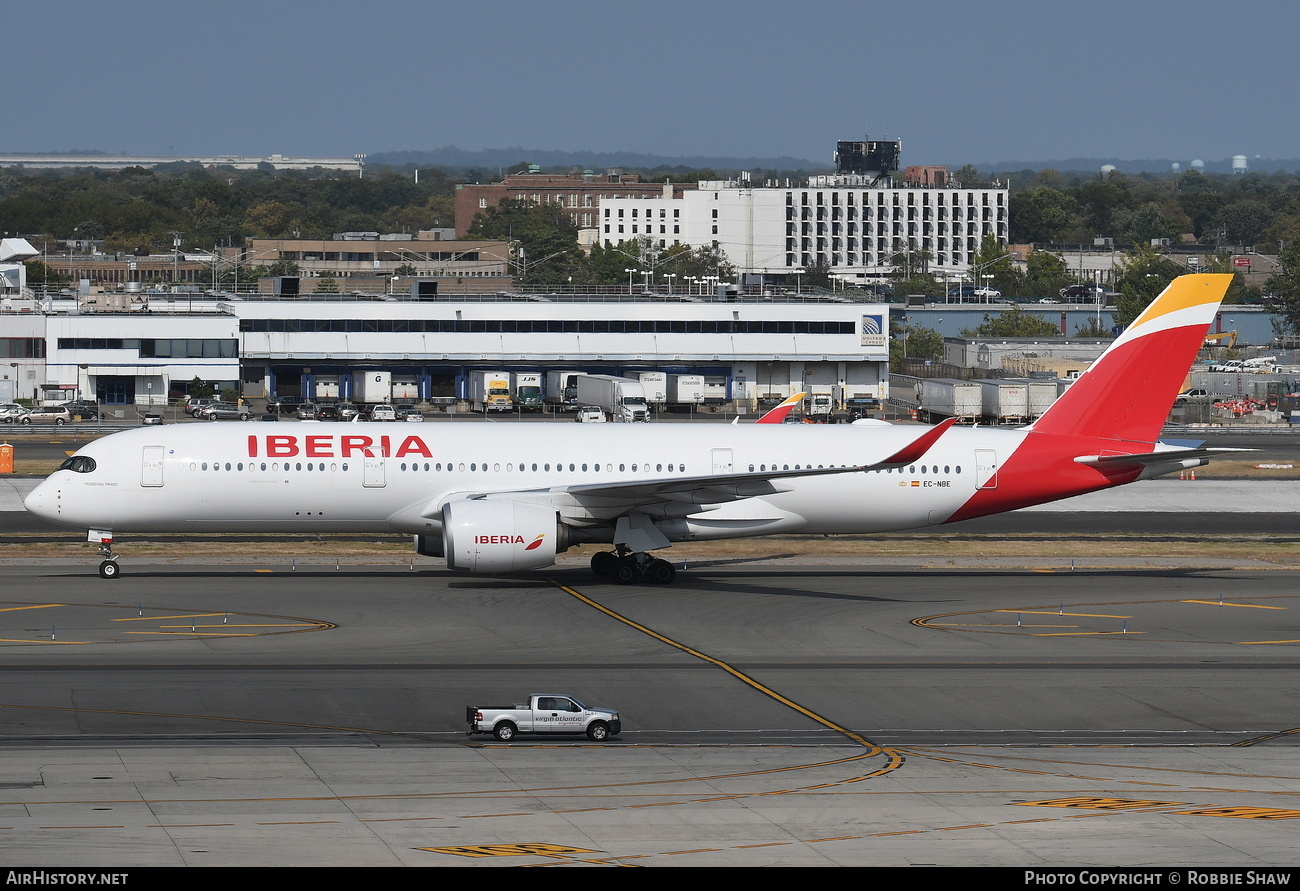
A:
[[646, 559, 676, 585], [99, 560, 120, 579], [590, 551, 617, 576], [613, 561, 638, 585]]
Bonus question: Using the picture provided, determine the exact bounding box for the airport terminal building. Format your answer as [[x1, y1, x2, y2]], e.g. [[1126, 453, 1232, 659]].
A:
[[2, 291, 891, 410]]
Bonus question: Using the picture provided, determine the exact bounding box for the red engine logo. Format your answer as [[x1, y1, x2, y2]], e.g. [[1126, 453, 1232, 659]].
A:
[[473, 534, 547, 549]]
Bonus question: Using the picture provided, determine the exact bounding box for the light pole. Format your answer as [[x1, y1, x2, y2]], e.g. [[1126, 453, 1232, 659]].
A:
[[664, 273, 676, 295], [625, 268, 638, 294]]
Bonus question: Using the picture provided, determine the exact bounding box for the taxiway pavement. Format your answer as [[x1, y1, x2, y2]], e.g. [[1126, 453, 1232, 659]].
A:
[[0, 561, 1297, 867]]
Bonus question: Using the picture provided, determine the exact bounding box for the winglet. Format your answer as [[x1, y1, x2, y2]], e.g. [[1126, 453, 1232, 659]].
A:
[[756, 392, 807, 424], [873, 417, 956, 468]]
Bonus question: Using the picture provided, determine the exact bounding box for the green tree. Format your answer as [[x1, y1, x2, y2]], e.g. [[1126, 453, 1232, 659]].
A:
[[890, 320, 943, 372], [1266, 240, 1300, 334], [1074, 318, 1113, 338], [1112, 243, 1185, 329], [971, 234, 1026, 296], [268, 258, 301, 278], [23, 260, 70, 286], [1117, 203, 1177, 244], [1211, 199, 1274, 247], [1024, 250, 1071, 299], [468, 198, 585, 285], [962, 306, 1060, 337], [1009, 188, 1080, 243], [801, 256, 833, 289]]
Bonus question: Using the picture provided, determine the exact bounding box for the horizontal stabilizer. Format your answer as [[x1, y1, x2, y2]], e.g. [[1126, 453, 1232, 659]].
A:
[[1073, 447, 1252, 469]]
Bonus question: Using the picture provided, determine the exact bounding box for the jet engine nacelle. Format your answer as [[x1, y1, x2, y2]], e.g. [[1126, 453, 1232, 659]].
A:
[[441, 500, 562, 573], [413, 534, 444, 558]]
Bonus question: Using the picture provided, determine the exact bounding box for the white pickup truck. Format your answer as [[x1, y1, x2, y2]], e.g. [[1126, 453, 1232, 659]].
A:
[[467, 693, 621, 742]]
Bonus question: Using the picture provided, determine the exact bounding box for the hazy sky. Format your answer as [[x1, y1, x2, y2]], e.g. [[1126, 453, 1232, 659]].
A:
[[4, 0, 1294, 167]]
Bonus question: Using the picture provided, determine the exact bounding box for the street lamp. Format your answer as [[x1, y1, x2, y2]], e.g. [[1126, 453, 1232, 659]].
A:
[[624, 268, 638, 293], [664, 273, 676, 295]]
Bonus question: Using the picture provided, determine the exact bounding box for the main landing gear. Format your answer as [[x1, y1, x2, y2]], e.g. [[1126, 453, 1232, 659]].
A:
[[590, 547, 676, 585]]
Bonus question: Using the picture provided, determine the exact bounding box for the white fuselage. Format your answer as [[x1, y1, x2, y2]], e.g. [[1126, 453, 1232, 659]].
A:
[[24, 422, 1031, 543]]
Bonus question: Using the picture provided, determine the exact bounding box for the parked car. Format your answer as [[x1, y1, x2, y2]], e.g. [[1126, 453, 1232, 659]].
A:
[[315, 404, 341, 421], [184, 397, 218, 417], [258, 413, 280, 422], [366, 404, 397, 422], [335, 402, 359, 421], [21, 405, 71, 425], [1060, 284, 1108, 303], [575, 406, 606, 423], [198, 403, 251, 421], [140, 414, 163, 426], [393, 404, 422, 421], [265, 397, 302, 415], [60, 400, 101, 420], [1175, 388, 1214, 404], [295, 402, 320, 420], [0, 403, 28, 423], [973, 286, 1002, 299]]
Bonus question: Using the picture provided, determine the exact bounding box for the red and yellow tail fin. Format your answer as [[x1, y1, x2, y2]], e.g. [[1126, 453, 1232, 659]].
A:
[[756, 391, 806, 424], [1030, 274, 1231, 444]]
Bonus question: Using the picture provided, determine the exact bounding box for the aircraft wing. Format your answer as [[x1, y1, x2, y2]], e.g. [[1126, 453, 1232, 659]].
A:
[[444, 418, 957, 519]]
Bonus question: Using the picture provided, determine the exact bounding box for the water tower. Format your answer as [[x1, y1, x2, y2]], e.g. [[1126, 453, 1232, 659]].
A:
[[1232, 155, 1248, 174]]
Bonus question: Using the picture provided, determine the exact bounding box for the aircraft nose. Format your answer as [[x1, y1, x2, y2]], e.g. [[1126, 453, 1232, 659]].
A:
[[23, 482, 53, 520]]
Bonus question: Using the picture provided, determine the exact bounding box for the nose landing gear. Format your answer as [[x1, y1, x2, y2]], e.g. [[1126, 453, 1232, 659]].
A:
[[94, 534, 121, 579]]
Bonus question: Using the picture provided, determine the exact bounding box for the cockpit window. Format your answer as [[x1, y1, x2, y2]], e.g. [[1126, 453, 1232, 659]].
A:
[[58, 456, 97, 473]]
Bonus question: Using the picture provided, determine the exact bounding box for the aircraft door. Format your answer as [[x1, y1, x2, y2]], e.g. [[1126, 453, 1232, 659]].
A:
[[363, 455, 386, 488], [141, 446, 164, 487], [711, 449, 734, 474], [975, 449, 998, 489]]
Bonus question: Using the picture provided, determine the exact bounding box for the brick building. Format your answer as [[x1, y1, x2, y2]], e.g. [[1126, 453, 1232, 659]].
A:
[[454, 169, 696, 237]]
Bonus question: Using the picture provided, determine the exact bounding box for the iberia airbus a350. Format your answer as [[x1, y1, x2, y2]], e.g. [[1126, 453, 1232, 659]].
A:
[[25, 274, 1232, 583]]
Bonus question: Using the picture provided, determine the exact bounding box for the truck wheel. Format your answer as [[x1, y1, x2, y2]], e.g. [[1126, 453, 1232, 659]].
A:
[[587, 721, 609, 742], [493, 721, 517, 742]]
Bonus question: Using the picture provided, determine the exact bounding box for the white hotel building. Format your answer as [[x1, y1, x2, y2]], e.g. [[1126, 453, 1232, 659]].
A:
[[600, 174, 1009, 282]]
